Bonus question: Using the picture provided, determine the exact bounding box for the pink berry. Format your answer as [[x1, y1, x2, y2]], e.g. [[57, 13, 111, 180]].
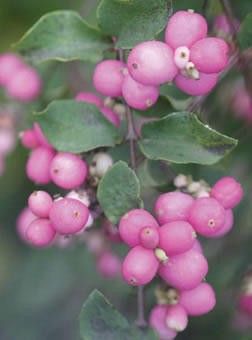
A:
[[26, 218, 56, 247], [26, 146, 55, 184], [211, 176, 243, 209], [158, 221, 196, 256], [155, 191, 194, 224], [179, 282, 216, 316], [190, 38, 229, 74], [214, 14, 240, 36], [50, 152, 88, 189], [139, 226, 159, 249], [97, 251, 121, 278], [239, 294, 252, 316], [149, 305, 177, 340], [6, 66, 41, 101], [93, 60, 127, 97], [166, 304, 188, 332], [20, 129, 40, 149], [175, 72, 218, 96], [122, 74, 159, 110], [100, 106, 120, 127], [49, 197, 89, 235], [174, 46, 190, 69], [122, 245, 159, 286], [75, 91, 103, 107], [159, 249, 208, 290], [28, 190, 53, 218], [188, 197, 225, 236], [0, 53, 24, 86], [16, 207, 38, 242], [33, 123, 52, 149], [0, 128, 15, 155], [127, 41, 178, 86], [119, 209, 159, 247], [210, 209, 234, 238], [165, 10, 208, 49]]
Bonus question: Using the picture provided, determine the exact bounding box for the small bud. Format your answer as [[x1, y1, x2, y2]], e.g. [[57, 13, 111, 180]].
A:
[[174, 174, 188, 188], [155, 248, 169, 263]]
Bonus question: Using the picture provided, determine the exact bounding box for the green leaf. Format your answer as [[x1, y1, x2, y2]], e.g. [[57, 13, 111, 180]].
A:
[[139, 112, 238, 165], [97, 161, 143, 224], [135, 96, 173, 118], [137, 160, 172, 188], [15, 10, 111, 64], [238, 12, 252, 50], [35, 100, 121, 153], [97, 0, 169, 48]]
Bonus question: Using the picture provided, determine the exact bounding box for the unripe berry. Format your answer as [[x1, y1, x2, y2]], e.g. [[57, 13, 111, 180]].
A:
[[90, 152, 113, 178], [33, 123, 52, 149], [174, 72, 218, 96], [6, 66, 41, 101], [93, 60, 127, 97], [210, 209, 234, 238], [75, 92, 102, 107], [100, 106, 121, 127], [179, 282, 216, 316], [174, 46, 190, 69], [0, 53, 24, 86], [188, 197, 225, 236], [159, 249, 208, 290], [190, 37, 229, 74], [139, 226, 159, 249], [50, 152, 88, 189], [119, 209, 159, 247], [155, 191, 194, 224], [127, 41, 178, 86], [26, 218, 56, 247], [26, 146, 55, 184], [97, 251, 121, 278], [122, 74, 159, 110], [149, 305, 177, 340], [211, 176, 243, 209], [122, 245, 159, 286], [20, 129, 40, 149], [166, 304, 188, 332], [165, 10, 208, 49], [16, 207, 38, 242], [28, 190, 53, 218], [49, 197, 89, 235], [158, 221, 196, 256]]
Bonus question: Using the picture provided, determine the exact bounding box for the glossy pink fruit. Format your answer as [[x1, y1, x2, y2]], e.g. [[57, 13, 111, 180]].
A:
[[239, 294, 252, 316], [210, 209, 234, 238], [139, 226, 160, 249], [166, 304, 188, 332], [175, 72, 218, 96], [0, 53, 24, 86], [28, 190, 53, 218], [97, 251, 121, 278], [26, 218, 56, 247], [149, 305, 177, 340], [20, 129, 40, 149], [33, 123, 52, 149], [16, 207, 38, 242], [211, 176, 243, 209]]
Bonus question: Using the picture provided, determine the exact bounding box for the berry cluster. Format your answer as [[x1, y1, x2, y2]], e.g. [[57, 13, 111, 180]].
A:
[[92, 9, 229, 111], [0, 53, 41, 102], [119, 176, 243, 338]]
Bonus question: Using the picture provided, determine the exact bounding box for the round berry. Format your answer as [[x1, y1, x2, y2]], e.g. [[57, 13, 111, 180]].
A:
[[20, 128, 40, 149], [127, 41, 178, 86], [211, 176, 243, 209], [26, 218, 56, 248], [33, 123, 52, 149], [49, 197, 89, 235], [100, 106, 120, 127], [28, 190, 53, 218], [26, 146, 55, 184], [190, 37, 229, 74], [139, 226, 160, 249], [90, 152, 113, 178], [16, 207, 38, 242], [93, 60, 127, 97], [122, 245, 159, 286], [0, 53, 24, 86], [166, 304, 188, 332], [155, 191, 194, 225], [149, 305, 177, 340], [179, 282, 216, 316], [6, 66, 41, 101], [165, 10, 208, 49], [75, 92, 102, 107], [159, 249, 208, 290], [158, 221, 196, 256], [122, 74, 159, 110], [119, 209, 159, 247], [214, 15, 240, 36], [174, 72, 218, 96], [210, 209, 234, 238], [174, 46, 190, 69], [50, 152, 88, 189], [97, 251, 121, 278], [188, 197, 226, 236], [239, 294, 252, 316]]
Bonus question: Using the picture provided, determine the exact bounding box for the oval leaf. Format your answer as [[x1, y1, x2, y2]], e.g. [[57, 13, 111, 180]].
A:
[[15, 10, 111, 64], [97, 0, 170, 48], [139, 112, 238, 165], [97, 161, 143, 224], [35, 100, 121, 153]]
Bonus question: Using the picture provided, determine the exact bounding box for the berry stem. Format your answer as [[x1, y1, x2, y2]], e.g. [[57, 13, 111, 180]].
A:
[[135, 285, 147, 328]]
